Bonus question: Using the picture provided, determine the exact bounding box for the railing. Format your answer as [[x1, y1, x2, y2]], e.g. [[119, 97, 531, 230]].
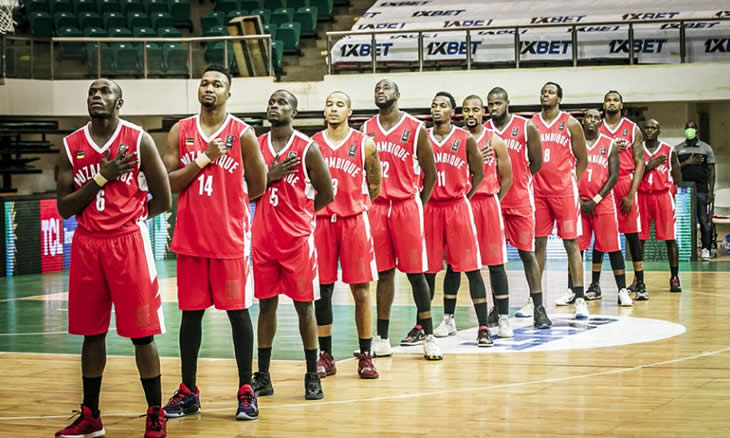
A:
[[1, 34, 273, 80], [325, 17, 730, 74]]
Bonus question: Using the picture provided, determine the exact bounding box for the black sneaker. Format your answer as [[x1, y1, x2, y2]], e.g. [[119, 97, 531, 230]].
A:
[[477, 326, 494, 347], [304, 372, 324, 400], [670, 276, 682, 293], [487, 306, 499, 336], [163, 383, 200, 418], [628, 278, 638, 293], [400, 325, 426, 346], [252, 371, 274, 397], [634, 282, 649, 300], [585, 282, 602, 300], [533, 305, 552, 329]]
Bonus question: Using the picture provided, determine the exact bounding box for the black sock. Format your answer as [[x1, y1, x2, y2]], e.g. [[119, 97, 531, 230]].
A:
[[607, 251, 627, 289], [466, 270, 488, 326], [425, 273, 437, 302], [591, 270, 600, 284], [420, 317, 433, 335], [670, 266, 678, 277], [496, 297, 509, 315], [574, 286, 585, 299], [258, 347, 272, 374], [179, 310, 205, 391], [407, 273, 432, 332], [228, 309, 254, 387], [304, 348, 317, 374], [82, 376, 102, 416], [592, 250, 604, 284], [443, 266, 460, 316], [636, 270, 644, 284], [377, 319, 389, 339], [531, 292, 543, 307], [140, 375, 161, 408], [319, 336, 332, 355], [615, 273, 626, 289], [359, 338, 372, 355]]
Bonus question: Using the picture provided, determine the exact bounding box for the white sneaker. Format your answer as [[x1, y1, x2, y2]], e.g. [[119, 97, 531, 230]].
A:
[[617, 288, 633, 307], [423, 334, 443, 360], [574, 297, 590, 320], [497, 315, 513, 338], [372, 335, 392, 357], [433, 314, 457, 337], [554, 289, 576, 306], [701, 248, 711, 261], [515, 297, 533, 318]]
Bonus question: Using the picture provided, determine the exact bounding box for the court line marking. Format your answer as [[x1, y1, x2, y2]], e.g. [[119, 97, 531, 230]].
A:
[[0, 345, 728, 421], [691, 291, 730, 298]]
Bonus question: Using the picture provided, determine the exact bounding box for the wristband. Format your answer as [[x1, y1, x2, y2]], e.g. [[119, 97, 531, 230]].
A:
[[592, 194, 603, 204], [93, 173, 108, 187], [195, 153, 212, 169]]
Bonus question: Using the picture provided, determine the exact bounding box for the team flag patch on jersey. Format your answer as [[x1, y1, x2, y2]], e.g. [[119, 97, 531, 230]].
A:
[[75, 151, 85, 159], [185, 137, 195, 145]]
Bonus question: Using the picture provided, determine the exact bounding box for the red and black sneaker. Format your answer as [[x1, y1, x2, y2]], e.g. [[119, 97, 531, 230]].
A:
[[477, 326, 494, 347], [55, 405, 105, 438], [144, 406, 167, 438], [316, 351, 337, 378], [400, 325, 426, 346], [357, 352, 379, 379], [670, 276, 682, 293]]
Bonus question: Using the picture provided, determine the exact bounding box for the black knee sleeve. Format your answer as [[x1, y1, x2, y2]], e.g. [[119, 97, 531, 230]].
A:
[[406, 273, 431, 313], [424, 273, 436, 300], [315, 283, 334, 326], [487, 265, 509, 296], [131, 336, 154, 346], [626, 233, 643, 262], [592, 250, 604, 265], [465, 270, 486, 299], [444, 265, 461, 294], [608, 250, 626, 271]]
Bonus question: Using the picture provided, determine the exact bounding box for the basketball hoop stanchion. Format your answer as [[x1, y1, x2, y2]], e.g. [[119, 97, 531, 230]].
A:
[[0, 0, 16, 35]]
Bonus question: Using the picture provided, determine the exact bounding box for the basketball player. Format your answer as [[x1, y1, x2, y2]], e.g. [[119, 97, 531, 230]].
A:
[[252, 90, 334, 400], [163, 65, 267, 421], [638, 119, 682, 292], [599, 91, 647, 299], [532, 82, 589, 319], [312, 91, 381, 379], [555, 109, 633, 307], [485, 87, 552, 329], [421, 92, 490, 346], [362, 79, 442, 360], [435, 94, 514, 340], [56, 79, 171, 438]]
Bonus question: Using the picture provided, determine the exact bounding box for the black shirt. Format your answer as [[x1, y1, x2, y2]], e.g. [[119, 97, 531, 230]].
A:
[[674, 139, 715, 193]]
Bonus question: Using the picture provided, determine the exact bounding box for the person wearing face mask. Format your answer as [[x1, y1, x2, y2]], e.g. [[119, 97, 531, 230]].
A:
[[675, 121, 716, 261]]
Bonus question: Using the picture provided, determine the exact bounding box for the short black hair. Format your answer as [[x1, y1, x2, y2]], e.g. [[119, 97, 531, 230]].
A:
[[203, 64, 231, 87], [488, 87, 509, 100], [328, 90, 351, 108], [462, 94, 483, 106], [543, 81, 563, 99], [434, 91, 456, 109], [274, 89, 298, 109], [604, 90, 623, 103]]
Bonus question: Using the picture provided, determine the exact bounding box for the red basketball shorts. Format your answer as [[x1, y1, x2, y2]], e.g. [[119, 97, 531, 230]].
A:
[[68, 224, 164, 338], [471, 194, 507, 266], [424, 197, 481, 273], [176, 255, 253, 310], [535, 195, 582, 240], [252, 234, 319, 302], [579, 211, 621, 253], [638, 190, 677, 241], [613, 177, 642, 234], [315, 212, 377, 285], [501, 206, 535, 252], [370, 197, 428, 274]]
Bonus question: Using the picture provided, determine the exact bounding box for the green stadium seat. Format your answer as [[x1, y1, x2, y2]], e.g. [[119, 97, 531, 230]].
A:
[[111, 43, 139, 74], [200, 11, 224, 34], [52, 0, 75, 14], [203, 25, 226, 37], [262, 23, 277, 40], [294, 6, 317, 37], [56, 26, 85, 58], [226, 10, 247, 22], [147, 0, 169, 14], [121, 0, 146, 14], [309, 0, 332, 20], [83, 26, 108, 37], [109, 26, 133, 38], [138, 42, 164, 74], [240, 0, 261, 10], [170, 0, 192, 30], [163, 42, 188, 75], [266, 0, 286, 9], [204, 41, 237, 71], [25, 0, 49, 15], [54, 12, 77, 30], [133, 26, 156, 37], [288, 0, 309, 9], [75, 0, 98, 14], [97, 0, 122, 14], [86, 42, 114, 75], [271, 39, 283, 72], [270, 8, 293, 26], [127, 12, 151, 30], [29, 12, 53, 38], [215, 0, 239, 14], [158, 26, 182, 37], [79, 12, 102, 29], [250, 8, 270, 24], [277, 22, 300, 54], [150, 12, 175, 30], [103, 12, 126, 29]]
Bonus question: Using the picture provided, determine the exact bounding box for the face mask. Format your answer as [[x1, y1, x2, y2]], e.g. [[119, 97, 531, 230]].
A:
[[684, 128, 697, 140]]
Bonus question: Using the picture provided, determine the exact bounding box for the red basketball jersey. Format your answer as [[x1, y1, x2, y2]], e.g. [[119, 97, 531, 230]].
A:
[[362, 112, 423, 201], [532, 111, 576, 198], [599, 118, 637, 180], [484, 115, 532, 208], [473, 128, 499, 196], [171, 114, 251, 259], [63, 119, 148, 234], [312, 128, 369, 218], [639, 141, 675, 193], [428, 126, 472, 201], [252, 130, 316, 258], [578, 133, 616, 215]]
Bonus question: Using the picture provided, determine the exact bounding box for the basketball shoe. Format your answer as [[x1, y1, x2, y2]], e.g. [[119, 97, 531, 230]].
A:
[[423, 334, 443, 360], [498, 314, 514, 338], [316, 351, 336, 378], [533, 305, 552, 329], [585, 282, 602, 300], [357, 352, 379, 379], [236, 384, 259, 420], [634, 282, 649, 301], [574, 297, 590, 320], [55, 405, 104, 438], [304, 372, 324, 400], [554, 289, 576, 306], [618, 288, 633, 306], [515, 297, 533, 317], [252, 371, 274, 397], [670, 276, 682, 293], [400, 325, 426, 346], [163, 383, 200, 418], [477, 326, 493, 347], [433, 314, 457, 337], [352, 335, 393, 358], [143, 406, 166, 438]]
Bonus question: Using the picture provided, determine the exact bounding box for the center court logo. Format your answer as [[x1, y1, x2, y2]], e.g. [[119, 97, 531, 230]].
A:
[[393, 314, 686, 354]]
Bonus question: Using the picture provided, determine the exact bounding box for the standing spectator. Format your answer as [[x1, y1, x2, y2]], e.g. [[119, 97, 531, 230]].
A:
[[675, 121, 716, 261]]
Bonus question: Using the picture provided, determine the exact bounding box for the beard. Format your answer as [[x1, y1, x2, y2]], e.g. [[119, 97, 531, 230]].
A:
[[202, 100, 216, 108], [375, 97, 396, 110], [605, 107, 619, 115]]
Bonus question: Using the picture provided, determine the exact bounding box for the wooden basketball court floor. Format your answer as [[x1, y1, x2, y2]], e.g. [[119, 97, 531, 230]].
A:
[[1, 259, 729, 437]]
